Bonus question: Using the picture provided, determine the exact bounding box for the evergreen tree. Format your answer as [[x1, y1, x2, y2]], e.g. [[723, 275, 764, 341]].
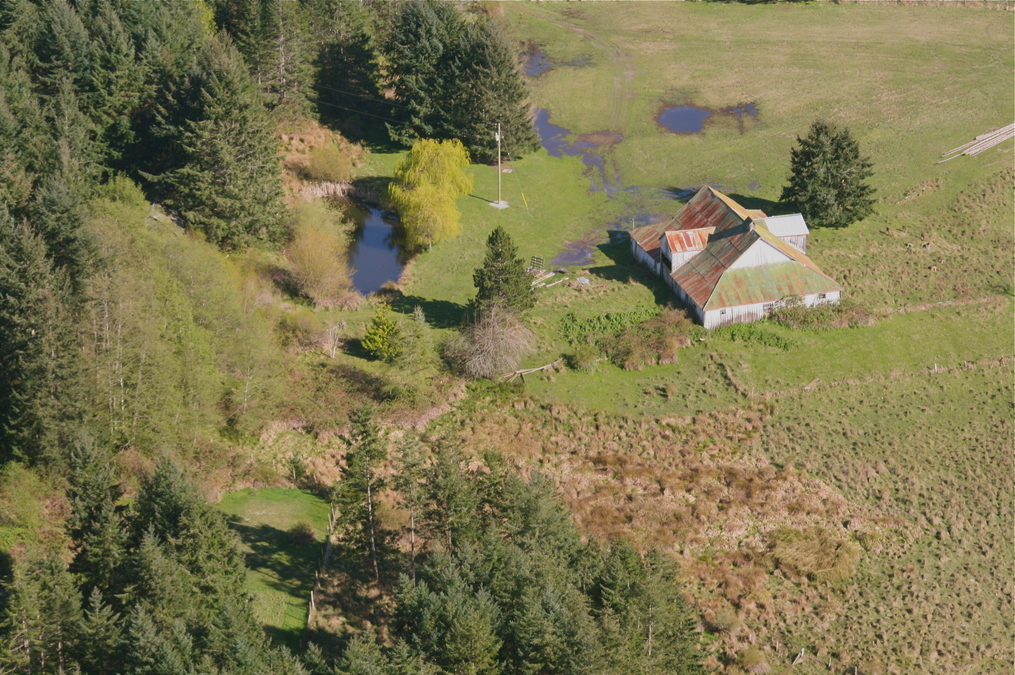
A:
[[0, 211, 82, 466], [362, 303, 401, 362], [159, 34, 287, 248], [472, 226, 534, 314], [393, 431, 428, 580], [422, 447, 480, 552], [333, 409, 388, 583], [77, 588, 123, 675], [67, 439, 127, 597], [385, 2, 538, 162], [780, 119, 876, 229]]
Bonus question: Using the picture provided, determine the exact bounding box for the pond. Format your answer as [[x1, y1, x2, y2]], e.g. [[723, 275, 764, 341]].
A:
[[344, 205, 406, 295]]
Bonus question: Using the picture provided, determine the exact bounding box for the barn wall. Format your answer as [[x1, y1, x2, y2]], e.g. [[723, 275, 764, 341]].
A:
[[779, 235, 808, 253], [728, 240, 790, 270], [631, 241, 659, 274], [670, 250, 698, 272], [703, 291, 841, 329]]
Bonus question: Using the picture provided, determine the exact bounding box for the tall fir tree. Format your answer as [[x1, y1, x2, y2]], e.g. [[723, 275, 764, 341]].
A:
[[781, 119, 876, 229], [0, 211, 83, 466], [159, 34, 287, 248], [472, 226, 534, 314], [332, 409, 388, 583], [385, 1, 538, 162]]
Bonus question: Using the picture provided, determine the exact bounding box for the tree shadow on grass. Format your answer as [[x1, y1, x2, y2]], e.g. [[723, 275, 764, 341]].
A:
[[225, 519, 324, 651], [727, 193, 795, 217], [386, 291, 466, 329]]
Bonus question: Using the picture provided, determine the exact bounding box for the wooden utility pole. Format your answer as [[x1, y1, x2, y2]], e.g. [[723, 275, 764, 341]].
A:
[[496, 122, 503, 204]]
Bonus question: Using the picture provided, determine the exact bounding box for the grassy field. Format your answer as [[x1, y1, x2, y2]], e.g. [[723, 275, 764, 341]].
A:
[[324, 4, 1013, 673], [217, 488, 331, 651]]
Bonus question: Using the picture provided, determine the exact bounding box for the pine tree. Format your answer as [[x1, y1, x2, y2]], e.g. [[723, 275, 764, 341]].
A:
[[0, 211, 83, 466], [780, 119, 876, 229], [160, 34, 287, 248], [68, 439, 127, 596], [422, 447, 480, 552], [472, 226, 534, 314], [333, 408, 388, 583], [385, 2, 537, 162], [393, 431, 428, 580], [361, 303, 401, 362]]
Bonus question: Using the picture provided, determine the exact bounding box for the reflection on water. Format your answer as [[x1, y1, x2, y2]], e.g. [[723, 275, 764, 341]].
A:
[[656, 102, 759, 135], [345, 205, 406, 295]]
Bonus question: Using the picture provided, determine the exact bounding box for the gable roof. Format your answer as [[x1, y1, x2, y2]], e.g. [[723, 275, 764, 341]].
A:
[[663, 186, 764, 234], [630, 220, 668, 263], [670, 220, 841, 310]]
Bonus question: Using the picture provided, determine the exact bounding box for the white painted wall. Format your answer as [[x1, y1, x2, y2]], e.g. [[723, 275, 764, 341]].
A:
[[727, 240, 791, 270], [670, 250, 698, 272], [780, 235, 807, 253], [702, 291, 840, 329]]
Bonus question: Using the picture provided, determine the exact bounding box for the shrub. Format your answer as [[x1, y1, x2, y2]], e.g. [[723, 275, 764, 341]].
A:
[[100, 175, 148, 208], [445, 305, 534, 379], [567, 342, 600, 372], [285, 201, 353, 308], [276, 308, 323, 351], [769, 296, 877, 330], [302, 142, 354, 183], [711, 322, 793, 351], [604, 308, 695, 369]]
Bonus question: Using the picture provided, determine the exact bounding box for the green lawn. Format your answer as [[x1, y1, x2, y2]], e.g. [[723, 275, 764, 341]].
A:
[[217, 488, 331, 651]]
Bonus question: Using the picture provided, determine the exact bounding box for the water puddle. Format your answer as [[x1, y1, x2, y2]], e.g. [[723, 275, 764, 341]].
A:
[[656, 102, 759, 135], [344, 205, 406, 295], [522, 43, 592, 77], [533, 108, 625, 195]]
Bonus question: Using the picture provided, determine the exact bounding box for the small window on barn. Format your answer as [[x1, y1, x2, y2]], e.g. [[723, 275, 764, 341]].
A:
[[720, 309, 727, 315], [818, 293, 827, 300]]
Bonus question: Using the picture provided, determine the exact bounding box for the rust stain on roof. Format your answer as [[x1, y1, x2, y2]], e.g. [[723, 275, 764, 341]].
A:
[[665, 227, 714, 253]]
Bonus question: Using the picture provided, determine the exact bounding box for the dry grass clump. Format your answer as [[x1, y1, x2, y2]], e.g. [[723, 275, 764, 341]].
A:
[[737, 646, 770, 674], [769, 527, 861, 582]]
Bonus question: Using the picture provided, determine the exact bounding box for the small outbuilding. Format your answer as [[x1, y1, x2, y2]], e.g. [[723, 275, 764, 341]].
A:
[[631, 187, 842, 328]]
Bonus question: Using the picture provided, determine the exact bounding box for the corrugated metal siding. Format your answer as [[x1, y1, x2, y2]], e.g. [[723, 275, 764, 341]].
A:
[[781, 235, 807, 253], [728, 239, 791, 270], [704, 291, 841, 328], [669, 226, 758, 307]]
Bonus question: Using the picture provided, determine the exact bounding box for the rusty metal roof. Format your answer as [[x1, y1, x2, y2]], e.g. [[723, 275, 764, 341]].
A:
[[631, 220, 667, 254], [707, 262, 842, 309], [671, 220, 841, 310], [665, 227, 714, 254], [662, 186, 766, 234]]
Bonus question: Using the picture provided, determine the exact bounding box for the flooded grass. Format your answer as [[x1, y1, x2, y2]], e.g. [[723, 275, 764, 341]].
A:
[[655, 102, 759, 135]]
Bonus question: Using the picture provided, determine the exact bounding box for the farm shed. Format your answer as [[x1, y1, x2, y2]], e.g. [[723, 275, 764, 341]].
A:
[[631, 187, 841, 328]]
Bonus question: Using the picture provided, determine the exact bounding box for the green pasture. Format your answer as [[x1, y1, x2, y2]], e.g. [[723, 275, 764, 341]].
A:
[[217, 488, 331, 651]]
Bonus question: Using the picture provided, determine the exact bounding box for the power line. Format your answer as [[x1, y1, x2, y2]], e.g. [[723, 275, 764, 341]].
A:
[[306, 96, 406, 125], [314, 83, 408, 109]]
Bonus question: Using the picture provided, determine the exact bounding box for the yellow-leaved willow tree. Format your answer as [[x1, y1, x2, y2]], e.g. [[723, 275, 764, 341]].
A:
[[388, 139, 472, 250]]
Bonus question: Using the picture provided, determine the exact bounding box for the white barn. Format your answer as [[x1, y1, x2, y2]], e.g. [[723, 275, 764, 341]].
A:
[[631, 187, 842, 328]]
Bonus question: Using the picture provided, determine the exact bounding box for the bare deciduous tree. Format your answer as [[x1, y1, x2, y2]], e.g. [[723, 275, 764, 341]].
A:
[[445, 305, 534, 379]]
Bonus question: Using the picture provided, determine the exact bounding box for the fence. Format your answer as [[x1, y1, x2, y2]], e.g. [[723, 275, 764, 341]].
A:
[[303, 503, 337, 645]]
